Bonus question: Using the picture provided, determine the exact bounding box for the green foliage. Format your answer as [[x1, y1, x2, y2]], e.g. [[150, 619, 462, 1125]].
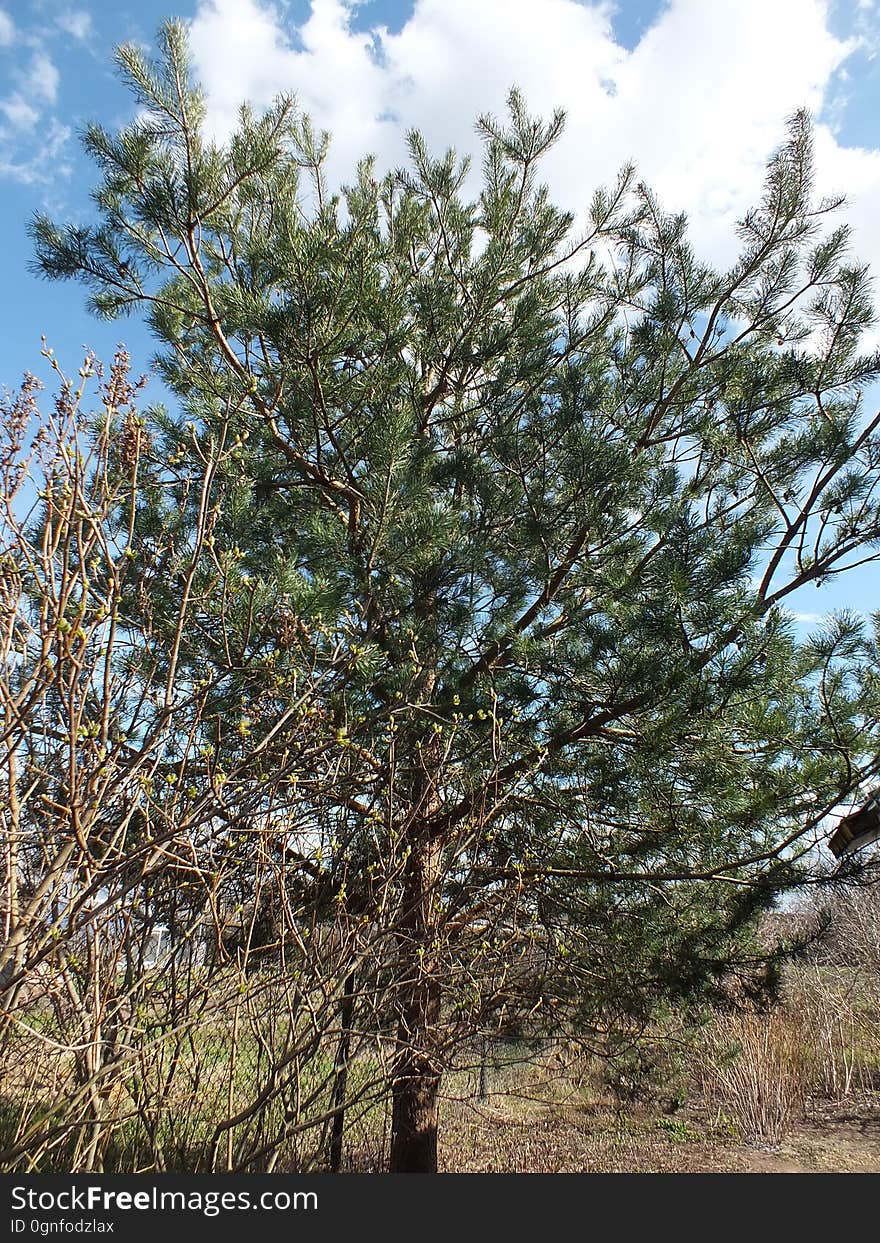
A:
[[29, 19, 880, 1054]]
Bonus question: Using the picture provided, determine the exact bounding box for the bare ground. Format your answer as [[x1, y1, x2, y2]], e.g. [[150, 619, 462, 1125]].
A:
[[438, 1091, 880, 1173]]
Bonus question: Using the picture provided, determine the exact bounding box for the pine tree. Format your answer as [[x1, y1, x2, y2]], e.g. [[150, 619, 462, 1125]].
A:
[[31, 22, 880, 1171]]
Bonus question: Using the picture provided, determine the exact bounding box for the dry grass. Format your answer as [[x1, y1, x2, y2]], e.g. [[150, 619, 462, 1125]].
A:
[[435, 1037, 880, 1173], [787, 965, 880, 1100], [5, 926, 880, 1172], [701, 1011, 809, 1146]]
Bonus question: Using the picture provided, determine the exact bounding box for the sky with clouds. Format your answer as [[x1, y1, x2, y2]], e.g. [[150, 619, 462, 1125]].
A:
[[0, 0, 878, 624]]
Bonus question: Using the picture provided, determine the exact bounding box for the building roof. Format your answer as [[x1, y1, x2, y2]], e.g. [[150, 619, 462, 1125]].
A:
[[828, 791, 880, 859]]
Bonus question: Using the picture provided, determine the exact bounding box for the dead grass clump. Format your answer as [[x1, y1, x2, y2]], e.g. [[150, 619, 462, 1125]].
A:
[[702, 1010, 808, 1146]]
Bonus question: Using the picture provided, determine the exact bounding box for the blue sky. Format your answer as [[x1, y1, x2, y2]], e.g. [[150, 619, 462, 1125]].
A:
[[1, 0, 879, 623]]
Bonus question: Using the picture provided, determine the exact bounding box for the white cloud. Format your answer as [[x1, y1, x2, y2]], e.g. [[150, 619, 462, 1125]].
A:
[[27, 52, 60, 104], [854, 0, 880, 56], [379, 0, 622, 166], [184, 0, 880, 309], [0, 21, 72, 189], [188, 0, 395, 179], [0, 8, 13, 47], [58, 10, 93, 42], [0, 94, 39, 129], [813, 122, 880, 281], [0, 117, 72, 186]]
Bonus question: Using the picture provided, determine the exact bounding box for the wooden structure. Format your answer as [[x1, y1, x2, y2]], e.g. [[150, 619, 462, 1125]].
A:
[[828, 792, 880, 859]]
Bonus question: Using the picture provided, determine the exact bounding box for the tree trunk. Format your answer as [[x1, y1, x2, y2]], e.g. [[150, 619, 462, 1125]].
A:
[[329, 968, 356, 1173], [478, 1035, 489, 1101], [389, 830, 444, 1173]]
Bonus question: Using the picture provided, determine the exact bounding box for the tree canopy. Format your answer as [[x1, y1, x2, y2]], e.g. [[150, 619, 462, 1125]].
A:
[[21, 20, 880, 1171]]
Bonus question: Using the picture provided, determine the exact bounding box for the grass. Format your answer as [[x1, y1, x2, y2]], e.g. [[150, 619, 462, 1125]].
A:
[[3, 948, 880, 1172]]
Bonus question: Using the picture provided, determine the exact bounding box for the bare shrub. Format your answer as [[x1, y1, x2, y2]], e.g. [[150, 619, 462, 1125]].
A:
[[786, 966, 872, 1099], [702, 1010, 808, 1145], [780, 884, 880, 1101], [0, 353, 396, 1172]]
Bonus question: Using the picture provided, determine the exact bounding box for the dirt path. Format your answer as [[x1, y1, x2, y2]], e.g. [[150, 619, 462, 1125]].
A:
[[727, 1112, 880, 1173]]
